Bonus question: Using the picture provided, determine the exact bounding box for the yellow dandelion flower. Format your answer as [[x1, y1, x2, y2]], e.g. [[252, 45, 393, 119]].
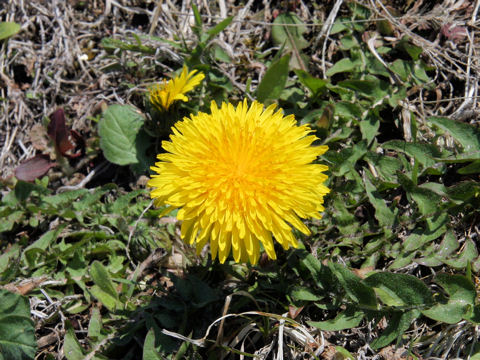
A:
[[148, 100, 330, 265], [149, 66, 205, 111]]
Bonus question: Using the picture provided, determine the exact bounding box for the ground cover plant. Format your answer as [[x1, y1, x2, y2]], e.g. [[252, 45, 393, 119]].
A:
[[1, 0, 480, 359]]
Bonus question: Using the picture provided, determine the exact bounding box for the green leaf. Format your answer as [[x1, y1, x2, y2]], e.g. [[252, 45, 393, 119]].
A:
[[364, 272, 433, 307], [271, 13, 308, 52], [0, 245, 19, 276], [326, 58, 356, 76], [99, 104, 146, 165], [365, 152, 403, 182], [289, 286, 322, 302], [383, 140, 441, 168], [458, 160, 480, 174], [0, 289, 36, 360], [396, 37, 423, 60], [308, 306, 364, 331], [64, 322, 85, 360], [87, 308, 102, 340], [294, 70, 328, 95], [446, 181, 480, 202], [422, 302, 468, 324], [371, 310, 418, 350], [397, 172, 442, 215], [334, 346, 355, 360], [428, 116, 480, 152], [337, 78, 389, 100], [89, 261, 120, 311], [0, 22, 21, 40], [442, 239, 478, 269], [206, 16, 233, 41], [403, 214, 448, 252], [101, 37, 155, 55], [24, 226, 66, 252], [363, 174, 395, 228], [143, 328, 163, 360], [359, 114, 380, 144], [191, 3, 202, 31], [329, 263, 377, 309], [293, 249, 334, 291], [436, 273, 476, 304], [256, 54, 290, 103], [326, 140, 367, 177], [390, 59, 413, 82], [0, 210, 23, 232]]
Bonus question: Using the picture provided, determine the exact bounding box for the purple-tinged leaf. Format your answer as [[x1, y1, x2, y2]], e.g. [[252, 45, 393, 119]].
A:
[[15, 154, 56, 182]]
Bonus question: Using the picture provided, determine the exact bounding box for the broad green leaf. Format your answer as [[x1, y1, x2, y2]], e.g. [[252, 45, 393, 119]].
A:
[[365, 152, 403, 182], [329, 263, 377, 309], [334, 101, 363, 119], [64, 322, 85, 360], [447, 181, 480, 202], [308, 306, 364, 331], [403, 215, 448, 252], [0, 22, 21, 40], [364, 272, 433, 307], [359, 114, 379, 144], [327, 140, 367, 176], [390, 59, 413, 82], [339, 35, 359, 50], [143, 328, 163, 360], [466, 305, 480, 324], [382, 140, 441, 168], [371, 310, 418, 350], [43, 189, 89, 208], [14, 180, 49, 202], [130, 129, 153, 174], [436, 230, 460, 258], [87, 308, 102, 340], [337, 78, 389, 100], [458, 160, 480, 174], [0, 289, 36, 360], [442, 239, 478, 269], [397, 172, 442, 215], [428, 116, 480, 152], [396, 37, 423, 60], [289, 286, 322, 302], [293, 249, 335, 291], [90, 286, 118, 312], [23, 226, 66, 252], [271, 13, 308, 66], [256, 54, 290, 103], [0, 210, 23, 233], [435, 273, 476, 304], [272, 13, 308, 48], [90, 261, 120, 311], [436, 150, 480, 163], [326, 58, 356, 77], [388, 252, 415, 270], [294, 70, 328, 95], [363, 174, 395, 228], [0, 244, 19, 275], [330, 18, 350, 35], [422, 302, 468, 324], [99, 104, 146, 165]]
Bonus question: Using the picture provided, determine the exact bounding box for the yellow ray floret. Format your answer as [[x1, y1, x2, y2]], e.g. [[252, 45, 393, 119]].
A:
[[148, 100, 330, 265], [149, 66, 205, 111]]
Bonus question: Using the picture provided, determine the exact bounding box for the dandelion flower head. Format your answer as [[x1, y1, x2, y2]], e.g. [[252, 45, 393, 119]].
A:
[[149, 66, 205, 111], [148, 100, 330, 265]]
